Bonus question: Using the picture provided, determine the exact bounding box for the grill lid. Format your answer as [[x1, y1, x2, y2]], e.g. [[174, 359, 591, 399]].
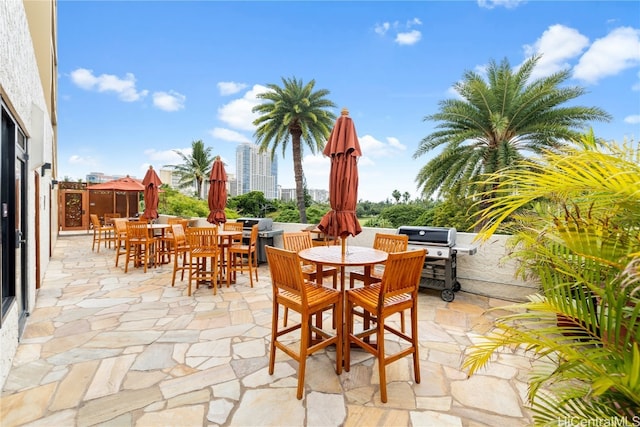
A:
[[236, 217, 273, 231], [397, 226, 456, 247]]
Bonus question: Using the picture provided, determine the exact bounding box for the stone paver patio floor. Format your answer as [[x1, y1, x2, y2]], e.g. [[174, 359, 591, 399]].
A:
[[1, 233, 534, 426]]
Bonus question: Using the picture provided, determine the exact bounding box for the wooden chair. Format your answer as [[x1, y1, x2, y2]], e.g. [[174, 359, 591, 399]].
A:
[[90, 214, 116, 252], [344, 249, 426, 403], [350, 233, 410, 332], [124, 221, 158, 273], [104, 212, 121, 224], [221, 221, 244, 283], [157, 218, 188, 264], [113, 218, 129, 267], [229, 224, 259, 287], [266, 246, 343, 400], [169, 224, 192, 289], [349, 233, 409, 288], [223, 221, 244, 244], [282, 231, 338, 326], [186, 227, 221, 296]]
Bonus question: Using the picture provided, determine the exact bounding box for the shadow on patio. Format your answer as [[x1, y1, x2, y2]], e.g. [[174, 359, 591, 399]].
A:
[[1, 233, 533, 426]]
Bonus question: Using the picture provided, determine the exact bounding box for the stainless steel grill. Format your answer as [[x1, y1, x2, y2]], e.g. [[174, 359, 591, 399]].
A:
[[235, 218, 284, 264], [397, 226, 476, 302]]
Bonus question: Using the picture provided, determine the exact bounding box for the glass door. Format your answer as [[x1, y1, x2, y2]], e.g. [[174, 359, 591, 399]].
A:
[[15, 154, 28, 331]]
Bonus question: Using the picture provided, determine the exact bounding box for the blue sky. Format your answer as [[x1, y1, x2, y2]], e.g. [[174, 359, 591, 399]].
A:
[[57, 0, 640, 202]]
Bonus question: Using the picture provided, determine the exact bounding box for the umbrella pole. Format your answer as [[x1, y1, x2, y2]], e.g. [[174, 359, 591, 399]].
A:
[[341, 237, 346, 256]]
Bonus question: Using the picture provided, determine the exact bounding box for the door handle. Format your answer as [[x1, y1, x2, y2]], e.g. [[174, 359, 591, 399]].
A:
[[15, 230, 25, 248]]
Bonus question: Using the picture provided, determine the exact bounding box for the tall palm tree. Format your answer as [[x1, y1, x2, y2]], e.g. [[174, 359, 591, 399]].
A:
[[253, 77, 336, 223], [414, 55, 611, 228], [165, 140, 214, 199]]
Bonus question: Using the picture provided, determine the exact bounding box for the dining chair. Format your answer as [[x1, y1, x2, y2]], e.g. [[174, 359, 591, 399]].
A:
[[221, 221, 244, 283], [349, 233, 410, 332], [124, 221, 158, 273], [223, 221, 244, 244], [104, 212, 121, 224], [265, 246, 342, 400], [113, 218, 129, 267], [282, 231, 338, 327], [169, 223, 192, 289], [349, 233, 409, 288], [90, 214, 116, 252], [186, 227, 221, 296], [228, 224, 258, 287], [157, 217, 187, 264], [344, 249, 427, 403]]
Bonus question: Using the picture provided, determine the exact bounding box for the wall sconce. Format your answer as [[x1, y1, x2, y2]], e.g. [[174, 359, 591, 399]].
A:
[[41, 162, 52, 176], [51, 179, 58, 188]]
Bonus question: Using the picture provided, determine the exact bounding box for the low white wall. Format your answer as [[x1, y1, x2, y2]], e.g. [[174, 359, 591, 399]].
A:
[[272, 224, 537, 302], [160, 216, 539, 302]]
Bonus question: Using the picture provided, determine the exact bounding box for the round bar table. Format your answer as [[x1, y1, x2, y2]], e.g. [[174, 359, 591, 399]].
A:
[[298, 245, 388, 358], [298, 245, 388, 291]]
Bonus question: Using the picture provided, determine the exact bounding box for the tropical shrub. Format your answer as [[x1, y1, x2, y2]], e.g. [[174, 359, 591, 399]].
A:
[[464, 132, 640, 423], [378, 204, 430, 228]]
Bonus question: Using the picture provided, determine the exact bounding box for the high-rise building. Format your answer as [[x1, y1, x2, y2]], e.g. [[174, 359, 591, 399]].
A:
[[235, 143, 278, 199], [279, 187, 329, 203]]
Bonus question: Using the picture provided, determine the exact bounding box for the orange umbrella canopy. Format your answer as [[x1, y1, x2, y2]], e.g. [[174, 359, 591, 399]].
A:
[[88, 176, 144, 192], [207, 156, 228, 225], [88, 176, 145, 218], [318, 108, 362, 240], [142, 166, 162, 220]]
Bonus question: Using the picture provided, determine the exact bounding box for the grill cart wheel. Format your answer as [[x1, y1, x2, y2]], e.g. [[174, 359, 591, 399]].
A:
[[452, 281, 461, 292], [441, 289, 455, 302]]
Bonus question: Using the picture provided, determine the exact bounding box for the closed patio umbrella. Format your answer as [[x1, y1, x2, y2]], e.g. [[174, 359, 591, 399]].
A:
[[318, 108, 362, 255], [142, 165, 162, 220], [207, 156, 228, 225]]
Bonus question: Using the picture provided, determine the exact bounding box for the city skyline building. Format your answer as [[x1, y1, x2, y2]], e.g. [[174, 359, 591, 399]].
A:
[[235, 143, 277, 199]]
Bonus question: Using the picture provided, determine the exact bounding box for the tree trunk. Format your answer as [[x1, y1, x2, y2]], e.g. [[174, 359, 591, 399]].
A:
[[196, 177, 203, 199], [290, 129, 307, 223]]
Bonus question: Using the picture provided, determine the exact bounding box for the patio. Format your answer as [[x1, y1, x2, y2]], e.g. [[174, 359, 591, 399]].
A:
[[1, 233, 534, 426]]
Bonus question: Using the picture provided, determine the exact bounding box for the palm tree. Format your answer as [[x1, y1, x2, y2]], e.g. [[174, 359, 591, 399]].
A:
[[464, 132, 640, 423], [253, 77, 336, 223], [414, 55, 611, 228], [165, 140, 214, 199]]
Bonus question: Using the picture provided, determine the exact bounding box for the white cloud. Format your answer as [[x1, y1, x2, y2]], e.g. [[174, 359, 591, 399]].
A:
[[142, 148, 184, 166], [217, 84, 268, 131], [522, 25, 589, 79], [386, 137, 406, 150], [633, 71, 640, 91], [477, 0, 525, 9], [573, 27, 640, 84], [152, 90, 186, 112], [624, 115, 640, 124], [209, 127, 252, 143], [68, 154, 97, 166], [70, 68, 148, 102], [374, 22, 390, 36], [375, 18, 422, 46], [217, 81, 248, 96], [358, 134, 405, 158], [395, 30, 422, 46]]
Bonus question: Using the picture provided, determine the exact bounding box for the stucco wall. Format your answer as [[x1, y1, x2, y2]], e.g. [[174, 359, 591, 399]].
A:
[[0, 0, 55, 390]]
